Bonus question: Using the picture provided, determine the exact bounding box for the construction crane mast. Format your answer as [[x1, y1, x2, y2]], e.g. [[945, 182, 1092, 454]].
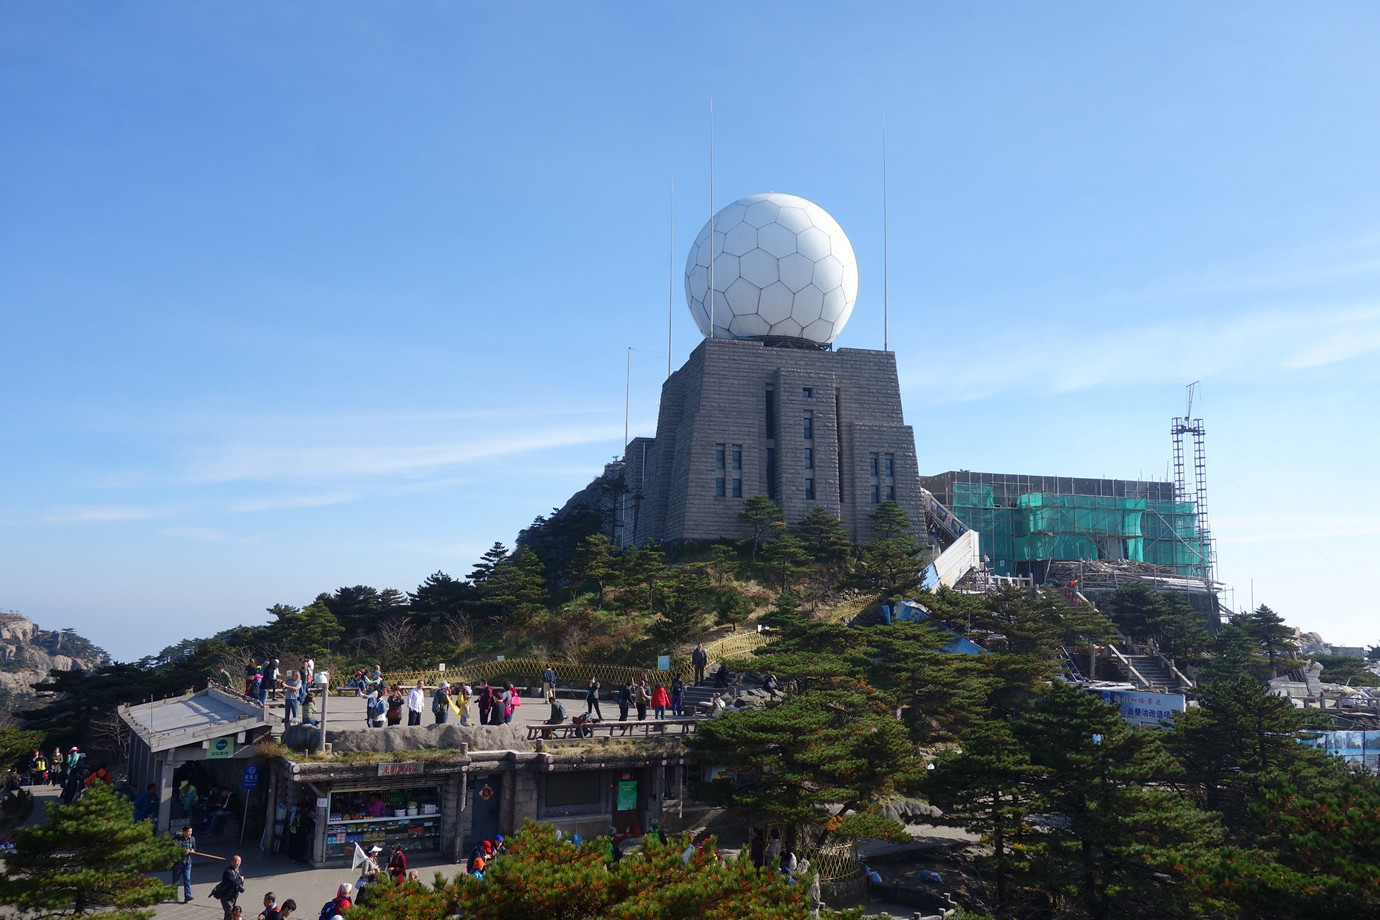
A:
[[1171, 382, 1215, 581]]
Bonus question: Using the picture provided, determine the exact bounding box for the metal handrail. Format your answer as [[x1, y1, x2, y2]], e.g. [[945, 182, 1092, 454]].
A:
[[1106, 644, 1151, 690]]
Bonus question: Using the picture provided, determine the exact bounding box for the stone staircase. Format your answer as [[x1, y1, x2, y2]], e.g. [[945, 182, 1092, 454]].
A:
[[680, 682, 724, 714], [1118, 652, 1188, 693]]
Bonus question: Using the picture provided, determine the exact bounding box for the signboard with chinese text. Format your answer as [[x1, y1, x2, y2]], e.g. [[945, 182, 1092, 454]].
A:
[[377, 761, 424, 777], [1098, 689, 1185, 728]]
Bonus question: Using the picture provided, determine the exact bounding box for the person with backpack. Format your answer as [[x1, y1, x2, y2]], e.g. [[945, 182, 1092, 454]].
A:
[[211, 854, 245, 920], [432, 682, 452, 724], [366, 692, 386, 728], [317, 883, 351, 920]]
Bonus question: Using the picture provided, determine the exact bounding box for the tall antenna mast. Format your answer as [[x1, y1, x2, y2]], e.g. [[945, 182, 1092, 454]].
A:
[[882, 118, 890, 353], [1170, 381, 1214, 582], [624, 346, 632, 449], [709, 99, 716, 339], [668, 179, 674, 378]]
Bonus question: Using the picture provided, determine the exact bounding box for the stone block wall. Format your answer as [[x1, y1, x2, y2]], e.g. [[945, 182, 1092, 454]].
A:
[[630, 338, 925, 545]]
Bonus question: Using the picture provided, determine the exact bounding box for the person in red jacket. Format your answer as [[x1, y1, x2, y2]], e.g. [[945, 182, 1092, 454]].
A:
[[651, 684, 670, 719]]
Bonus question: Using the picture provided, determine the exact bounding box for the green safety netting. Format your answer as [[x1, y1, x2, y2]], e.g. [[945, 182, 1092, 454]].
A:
[[946, 486, 1206, 575]]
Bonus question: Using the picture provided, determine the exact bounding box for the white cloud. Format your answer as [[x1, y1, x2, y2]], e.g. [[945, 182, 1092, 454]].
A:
[[43, 506, 163, 524], [912, 301, 1380, 405], [158, 527, 226, 542], [1214, 510, 1380, 546], [185, 422, 625, 485], [231, 491, 360, 513]]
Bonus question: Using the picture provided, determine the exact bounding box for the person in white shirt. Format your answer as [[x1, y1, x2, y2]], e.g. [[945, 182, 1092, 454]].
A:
[[406, 681, 425, 726]]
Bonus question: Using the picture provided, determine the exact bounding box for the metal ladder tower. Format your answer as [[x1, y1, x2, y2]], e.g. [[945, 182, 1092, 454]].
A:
[[1171, 382, 1215, 581]]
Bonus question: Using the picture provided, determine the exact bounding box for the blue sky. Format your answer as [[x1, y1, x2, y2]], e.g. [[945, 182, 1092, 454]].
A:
[[3, 2, 1377, 661]]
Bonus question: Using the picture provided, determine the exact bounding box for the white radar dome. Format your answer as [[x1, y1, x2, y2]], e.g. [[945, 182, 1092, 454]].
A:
[[685, 192, 858, 345]]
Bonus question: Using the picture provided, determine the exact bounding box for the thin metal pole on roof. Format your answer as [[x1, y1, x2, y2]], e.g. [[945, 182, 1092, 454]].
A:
[[709, 99, 715, 339], [882, 118, 890, 353], [668, 179, 675, 378], [625, 346, 632, 449]]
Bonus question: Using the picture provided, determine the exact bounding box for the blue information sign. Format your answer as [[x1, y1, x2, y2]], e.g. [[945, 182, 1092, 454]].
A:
[[242, 764, 260, 790]]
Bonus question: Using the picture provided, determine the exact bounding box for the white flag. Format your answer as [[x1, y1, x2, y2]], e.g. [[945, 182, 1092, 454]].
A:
[[351, 842, 368, 871]]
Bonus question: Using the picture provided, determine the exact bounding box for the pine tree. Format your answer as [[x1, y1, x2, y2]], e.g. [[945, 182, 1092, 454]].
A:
[[739, 494, 786, 562], [794, 506, 850, 569], [1244, 604, 1297, 677], [0, 782, 181, 920], [1014, 682, 1223, 920], [689, 684, 922, 851], [1163, 674, 1330, 836], [570, 533, 618, 607], [651, 568, 712, 646], [369, 821, 859, 920], [924, 716, 1036, 906], [484, 546, 549, 630], [468, 542, 509, 584], [760, 534, 812, 593]]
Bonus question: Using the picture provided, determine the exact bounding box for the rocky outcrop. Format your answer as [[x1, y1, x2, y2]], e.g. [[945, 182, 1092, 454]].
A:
[[0, 613, 102, 699]]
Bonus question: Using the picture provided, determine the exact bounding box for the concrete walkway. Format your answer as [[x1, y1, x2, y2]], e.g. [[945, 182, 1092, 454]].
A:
[[19, 785, 940, 919]]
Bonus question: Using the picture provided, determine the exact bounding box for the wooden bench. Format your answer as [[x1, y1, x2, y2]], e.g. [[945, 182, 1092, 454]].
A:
[[527, 718, 699, 741]]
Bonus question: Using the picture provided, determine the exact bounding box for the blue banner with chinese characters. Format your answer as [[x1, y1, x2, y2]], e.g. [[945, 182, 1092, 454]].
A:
[[1098, 689, 1185, 727]]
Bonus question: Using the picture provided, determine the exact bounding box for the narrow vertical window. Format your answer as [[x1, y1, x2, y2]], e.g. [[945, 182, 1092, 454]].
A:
[[885, 456, 895, 478], [870, 484, 880, 504], [715, 447, 725, 470], [803, 447, 813, 470], [732, 479, 742, 498], [869, 456, 878, 477], [731, 449, 741, 470], [805, 479, 815, 500], [715, 478, 725, 497], [803, 416, 813, 439], [886, 485, 896, 501]]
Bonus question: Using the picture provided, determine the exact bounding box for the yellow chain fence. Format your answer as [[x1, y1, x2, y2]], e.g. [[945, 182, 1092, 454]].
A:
[[799, 839, 865, 884]]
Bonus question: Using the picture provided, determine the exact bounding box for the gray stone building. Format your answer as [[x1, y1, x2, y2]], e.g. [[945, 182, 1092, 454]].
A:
[[620, 337, 924, 546]]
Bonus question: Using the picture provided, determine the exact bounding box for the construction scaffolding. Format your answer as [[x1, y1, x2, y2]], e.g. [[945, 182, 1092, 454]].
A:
[[922, 471, 1209, 581]]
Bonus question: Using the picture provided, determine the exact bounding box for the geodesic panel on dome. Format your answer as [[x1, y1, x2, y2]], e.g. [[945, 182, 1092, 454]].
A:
[[821, 286, 848, 323], [745, 199, 780, 228], [723, 222, 757, 257], [739, 249, 778, 288], [759, 281, 795, 325], [779, 252, 815, 293], [775, 205, 814, 234], [729, 312, 771, 338], [683, 192, 858, 345], [724, 277, 760, 315], [757, 222, 797, 258]]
